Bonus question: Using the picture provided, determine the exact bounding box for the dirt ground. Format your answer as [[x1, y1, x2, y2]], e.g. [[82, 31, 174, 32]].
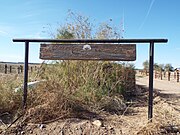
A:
[[136, 75, 180, 95], [136, 75, 180, 112], [0, 75, 180, 135]]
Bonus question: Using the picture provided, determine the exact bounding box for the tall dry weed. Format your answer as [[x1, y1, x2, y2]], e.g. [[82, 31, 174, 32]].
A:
[[23, 61, 135, 123], [0, 74, 22, 114], [0, 61, 135, 123]]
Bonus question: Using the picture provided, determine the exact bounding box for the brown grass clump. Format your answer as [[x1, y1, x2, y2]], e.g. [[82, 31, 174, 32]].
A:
[[25, 82, 77, 123]]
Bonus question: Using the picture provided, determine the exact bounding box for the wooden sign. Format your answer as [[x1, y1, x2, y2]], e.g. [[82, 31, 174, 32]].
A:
[[40, 44, 136, 61]]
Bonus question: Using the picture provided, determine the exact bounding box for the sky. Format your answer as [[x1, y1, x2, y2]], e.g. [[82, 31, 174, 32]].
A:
[[0, 0, 180, 68]]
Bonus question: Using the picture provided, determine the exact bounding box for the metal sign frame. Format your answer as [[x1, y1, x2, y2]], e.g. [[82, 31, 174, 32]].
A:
[[13, 38, 168, 121]]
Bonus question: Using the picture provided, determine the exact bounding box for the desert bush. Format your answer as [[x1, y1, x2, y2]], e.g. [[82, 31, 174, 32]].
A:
[[23, 61, 135, 123], [40, 61, 135, 102]]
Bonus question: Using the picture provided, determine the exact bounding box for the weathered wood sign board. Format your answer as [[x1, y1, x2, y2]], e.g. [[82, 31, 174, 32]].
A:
[[40, 44, 136, 61]]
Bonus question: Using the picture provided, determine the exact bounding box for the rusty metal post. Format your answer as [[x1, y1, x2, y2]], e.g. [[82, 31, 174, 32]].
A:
[[148, 41, 154, 121], [4, 64, 7, 74], [23, 41, 29, 108]]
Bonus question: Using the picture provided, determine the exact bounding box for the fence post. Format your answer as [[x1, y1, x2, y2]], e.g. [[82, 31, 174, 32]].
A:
[[9, 65, 12, 73], [160, 70, 163, 80], [4, 64, 7, 74], [31, 66, 33, 72], [20, 65, 23, 73], [177, 71, 179, 83], [168, 71, 170, 81], [17, 66, 20, 74]]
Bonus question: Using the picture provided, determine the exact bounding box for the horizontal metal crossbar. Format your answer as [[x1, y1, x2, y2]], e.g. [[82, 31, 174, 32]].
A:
[[13, 38, 168, 43]]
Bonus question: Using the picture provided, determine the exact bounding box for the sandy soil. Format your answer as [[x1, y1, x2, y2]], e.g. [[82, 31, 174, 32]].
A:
[[136, 74, 180, 118]]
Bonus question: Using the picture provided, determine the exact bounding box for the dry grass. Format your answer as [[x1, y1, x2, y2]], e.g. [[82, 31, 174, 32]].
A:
[[0, 66, 42, 121], [1, 71, 180, 135], [21, 61, 135, 123], [0, 74, 23, 114], [0, 61, 136, 125]]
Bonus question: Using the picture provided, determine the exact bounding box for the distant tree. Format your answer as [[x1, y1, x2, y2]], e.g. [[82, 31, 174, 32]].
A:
[[158, 64, 165, 71], [154, 63, 159, 79], [165, 64, 174, 72], [143, 60, 149, 76], [158, 64, 165, 80], [165, 64, 174, 81], [154, 63, 160, 70]]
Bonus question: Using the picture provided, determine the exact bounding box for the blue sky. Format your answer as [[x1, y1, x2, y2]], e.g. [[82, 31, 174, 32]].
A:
[[0, 0, 179, 68]]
